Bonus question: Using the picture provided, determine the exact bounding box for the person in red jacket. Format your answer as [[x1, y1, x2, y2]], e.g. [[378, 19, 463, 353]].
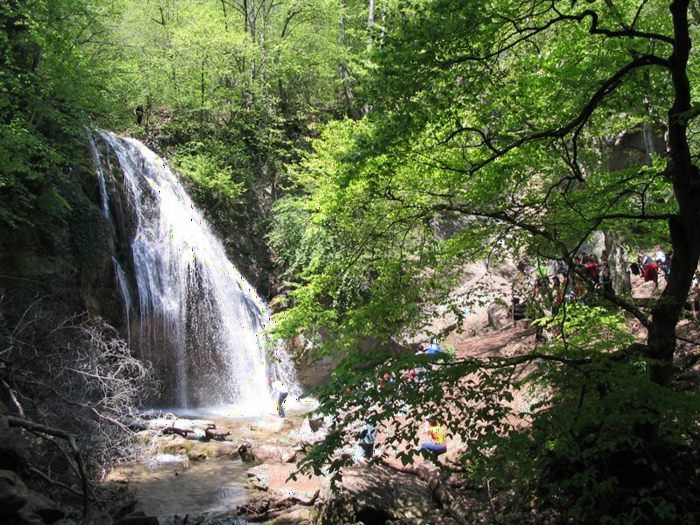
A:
[[638, 253, 659, 287]]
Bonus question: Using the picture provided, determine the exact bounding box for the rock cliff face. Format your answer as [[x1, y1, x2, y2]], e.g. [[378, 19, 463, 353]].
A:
[[0, 142, 117, 321]]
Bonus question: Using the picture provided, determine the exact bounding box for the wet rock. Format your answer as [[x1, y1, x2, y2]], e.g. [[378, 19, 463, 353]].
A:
[[269, 293, 288, 314], [238, 442, 255, 463], [250, 416, 294, 434], [158, 435, 193, 455], [197, 441, 238, 459], [247, 466, 269, 491], [186, 450, 208, 462], [0, 469, 28, 516]]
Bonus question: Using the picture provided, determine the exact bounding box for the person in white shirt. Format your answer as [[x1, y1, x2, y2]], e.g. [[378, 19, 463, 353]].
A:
[[270, 378, 289, 418]]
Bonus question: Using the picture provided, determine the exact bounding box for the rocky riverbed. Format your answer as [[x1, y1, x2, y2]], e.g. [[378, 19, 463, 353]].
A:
[[102, 396, 493, 525]]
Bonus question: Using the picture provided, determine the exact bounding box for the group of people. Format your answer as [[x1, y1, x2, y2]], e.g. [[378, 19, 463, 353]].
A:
[[519, 248, 673, 320], [356, 416, 448, 461], [357, 339, 449, 462]]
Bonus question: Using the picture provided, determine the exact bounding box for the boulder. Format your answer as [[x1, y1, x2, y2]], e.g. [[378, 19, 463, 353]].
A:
[[0, 428, 31, 471], [251, 417, 286, 434], [267, 507, 313, 524], [487, 302, 511, 331], [307, 416, 324, 433], [238, 442, 256, 463], [315, 464, 458, 525], [110, 499, 138, 521], [0, 469, 28, 516], [250, 444, 297, 464], [247, 463, 322, 503], [15, 508, 45, 525], [24, 490, 65, 523]]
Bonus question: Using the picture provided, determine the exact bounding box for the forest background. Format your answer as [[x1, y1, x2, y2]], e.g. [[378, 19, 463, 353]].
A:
[[2, 0, 700, 523]]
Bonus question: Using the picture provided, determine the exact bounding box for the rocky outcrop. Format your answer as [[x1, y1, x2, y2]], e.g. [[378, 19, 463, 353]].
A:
[[291, 333, 413, 391], [0, 469, 29, 517], [408, 261, 517, 348], [0, 468, 68, 525], [314, 464, 459, 525]]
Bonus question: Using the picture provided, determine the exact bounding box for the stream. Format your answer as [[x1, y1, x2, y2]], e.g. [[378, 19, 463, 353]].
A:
[[107, 404, 316, 524], [117, 457, 250, 523]]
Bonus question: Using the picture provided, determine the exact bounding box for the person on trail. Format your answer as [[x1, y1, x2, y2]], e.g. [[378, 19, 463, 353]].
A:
[[357, 421, 377, 459], [270, 378, 289, 418], [689, 272, 700, 320], [512, 261, 530, 324], [420, 417, 447, 457], [599, 250, 613, 294], [661, 251, 672, 283], [583, 256, 599, 282], [638, 253, 659, 287], [551, 275, 564, 313]]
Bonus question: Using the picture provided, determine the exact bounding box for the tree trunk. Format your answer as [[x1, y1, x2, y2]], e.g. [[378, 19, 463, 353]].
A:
[[646, 0, 698, 386], [340, 2, 360, 120], [380, 0, 387, 43], [221, 0, 228, 31]]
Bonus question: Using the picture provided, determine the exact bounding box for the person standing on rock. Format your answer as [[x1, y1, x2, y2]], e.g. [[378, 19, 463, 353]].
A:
[[270, 378, 289, 418]]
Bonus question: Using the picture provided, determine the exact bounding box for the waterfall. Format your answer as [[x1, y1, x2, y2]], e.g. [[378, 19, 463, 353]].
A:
[[87, 132, 111, 218], [112, 256, 132, 346], [92, 130, 296, 412]]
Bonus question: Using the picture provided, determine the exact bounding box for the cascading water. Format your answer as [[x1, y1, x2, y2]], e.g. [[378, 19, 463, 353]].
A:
[[112, 256, 132, 345], [88, 132, 111, 218], [91, 130, 297, 412]]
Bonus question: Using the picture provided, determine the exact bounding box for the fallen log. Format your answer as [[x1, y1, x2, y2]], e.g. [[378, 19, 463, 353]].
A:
[[127, 415, 224, 440], [205, 428, 230, 441], [144, 418, 216, 432]]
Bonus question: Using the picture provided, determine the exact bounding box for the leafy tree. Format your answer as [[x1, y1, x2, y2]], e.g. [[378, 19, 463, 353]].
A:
[[273, 0, 700, 521], [0, 0, 118, 234]]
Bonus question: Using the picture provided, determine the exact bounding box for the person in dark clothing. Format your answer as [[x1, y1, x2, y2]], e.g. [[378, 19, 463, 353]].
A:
[[599, 250, 613, 294], [358, 422, 377, 459], [270, 379, 289, 417]]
